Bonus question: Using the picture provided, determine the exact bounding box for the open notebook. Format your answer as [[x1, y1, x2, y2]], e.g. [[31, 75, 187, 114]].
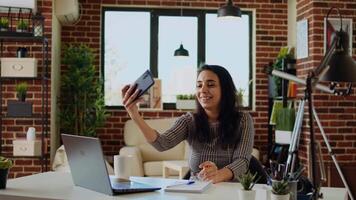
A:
[[129, 176, 211, 193], [164, 180, 211, 193]]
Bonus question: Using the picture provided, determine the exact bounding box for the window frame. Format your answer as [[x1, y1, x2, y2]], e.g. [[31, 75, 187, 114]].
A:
[[101, 7, 253, 110]]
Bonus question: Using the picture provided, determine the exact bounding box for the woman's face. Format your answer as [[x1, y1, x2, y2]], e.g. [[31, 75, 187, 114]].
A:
[[196, 70, 222, 112]]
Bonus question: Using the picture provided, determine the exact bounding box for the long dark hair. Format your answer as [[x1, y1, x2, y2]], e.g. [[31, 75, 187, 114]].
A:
[[189, 65, 242, 148]]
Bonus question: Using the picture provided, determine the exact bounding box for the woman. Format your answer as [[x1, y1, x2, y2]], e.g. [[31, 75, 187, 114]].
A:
[[121, 65, 254, 183]]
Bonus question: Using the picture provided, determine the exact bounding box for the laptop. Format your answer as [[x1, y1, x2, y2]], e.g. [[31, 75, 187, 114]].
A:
[[61, 134, 161, 195]]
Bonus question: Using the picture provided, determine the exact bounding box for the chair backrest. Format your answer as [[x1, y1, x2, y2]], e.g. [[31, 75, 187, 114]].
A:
[[123, 118, 187, 162], [249, 156, 268, 184]]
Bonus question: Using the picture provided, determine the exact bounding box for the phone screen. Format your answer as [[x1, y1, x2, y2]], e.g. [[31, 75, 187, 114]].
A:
[[133, 70, 155, 100]]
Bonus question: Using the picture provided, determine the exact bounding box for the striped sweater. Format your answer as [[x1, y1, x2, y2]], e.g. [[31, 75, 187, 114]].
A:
[[150, 112, 254, 181]]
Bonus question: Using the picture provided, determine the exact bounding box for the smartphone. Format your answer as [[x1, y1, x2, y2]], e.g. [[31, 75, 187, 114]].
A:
[[132, 70, 155, 100]]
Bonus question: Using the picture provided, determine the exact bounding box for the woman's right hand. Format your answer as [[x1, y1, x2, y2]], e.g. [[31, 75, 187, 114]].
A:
[[121, 84, 143, 117]]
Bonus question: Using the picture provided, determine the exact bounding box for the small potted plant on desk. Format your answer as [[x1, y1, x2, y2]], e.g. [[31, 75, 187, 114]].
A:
[[0, 17, 9, 31], [271, 179, 290, 200], [0, 156, 13, 189], [237, 171, 261, 200]]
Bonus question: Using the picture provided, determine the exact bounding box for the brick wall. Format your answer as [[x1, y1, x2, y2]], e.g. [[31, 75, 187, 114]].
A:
[[1, 0, 52, 178], [61, 0, 289, 158], [296, 0, 356, 190]]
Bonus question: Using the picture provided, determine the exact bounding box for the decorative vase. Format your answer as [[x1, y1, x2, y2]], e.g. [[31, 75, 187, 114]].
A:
[[238, 189, 256, 200], [270, 193, 290, 200], [0, 168, 9, 189]]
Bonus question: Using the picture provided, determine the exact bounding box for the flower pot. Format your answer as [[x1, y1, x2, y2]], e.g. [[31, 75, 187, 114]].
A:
[[238, 189, 256, 200], [0, 168, 9, 189], [176, 100, 196, 110], [271, 193, 290, 200], [275, 130, 292, 144]]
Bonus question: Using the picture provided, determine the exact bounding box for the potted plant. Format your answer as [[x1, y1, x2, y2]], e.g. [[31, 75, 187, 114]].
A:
[[271, 179, 290, 200], [60, 44, 108, 137], [7, 82, 32, 117], [176, 94, 196, 110], [17, 20, 28, 32], [0, 17, 9, 31], [16, 82, 28, 102], [236, 88, 245, 107], [237, 171, 260, 200], [0, 156, 13, 189], [275, 107, 295, 144]]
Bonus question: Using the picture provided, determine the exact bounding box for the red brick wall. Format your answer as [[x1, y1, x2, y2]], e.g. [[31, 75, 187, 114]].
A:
[[296, 0, 356, 190], [1, 0, 52, 178], [61, 0, 289, 158]]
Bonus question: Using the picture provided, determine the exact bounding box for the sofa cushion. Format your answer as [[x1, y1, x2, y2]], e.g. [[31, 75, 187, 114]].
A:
[[124, 118, 178, 146], [139, 143, 185, 162], [143, 161, 179, 176]]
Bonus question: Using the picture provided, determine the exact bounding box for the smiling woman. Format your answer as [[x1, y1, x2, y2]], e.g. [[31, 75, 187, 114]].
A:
[[121, 64, 255, 184]]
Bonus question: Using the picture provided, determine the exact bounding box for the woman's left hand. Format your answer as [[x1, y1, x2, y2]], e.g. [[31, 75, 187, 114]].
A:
[[198, 161, 234, 184], [198, 161, 220, 183]]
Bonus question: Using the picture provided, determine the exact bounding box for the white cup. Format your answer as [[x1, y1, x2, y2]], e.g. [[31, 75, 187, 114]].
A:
[[114, 155, 131, 179], [26, 127, 36, 141]]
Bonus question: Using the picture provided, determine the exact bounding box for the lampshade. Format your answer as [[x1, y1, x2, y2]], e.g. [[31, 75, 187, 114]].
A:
[[217, 0, 241, 18], [320, 30, 356, 82], [174, 44, 189, 57]]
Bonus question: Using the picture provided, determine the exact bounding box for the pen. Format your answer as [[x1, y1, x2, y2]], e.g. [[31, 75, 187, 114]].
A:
[[166, 181, 195, 188]]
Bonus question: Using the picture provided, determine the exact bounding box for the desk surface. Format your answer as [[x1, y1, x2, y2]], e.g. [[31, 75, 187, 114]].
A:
[[0, 172, 348, 200]]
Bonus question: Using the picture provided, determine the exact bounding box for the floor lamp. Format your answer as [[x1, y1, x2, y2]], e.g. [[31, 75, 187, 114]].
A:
[[269, 7, 356, 200]]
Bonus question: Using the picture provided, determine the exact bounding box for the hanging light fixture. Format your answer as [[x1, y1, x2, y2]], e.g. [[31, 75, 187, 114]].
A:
[[174, 44, 189, 57], [217, 0, 241, 18], [174, 1, 189, 57]]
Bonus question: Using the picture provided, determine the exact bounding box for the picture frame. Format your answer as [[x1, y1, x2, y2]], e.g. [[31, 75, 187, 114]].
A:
[[324, 17, 353, 55]]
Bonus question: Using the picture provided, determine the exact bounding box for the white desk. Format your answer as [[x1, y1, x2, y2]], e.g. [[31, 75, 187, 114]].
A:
[[0, 172, 348, 200]]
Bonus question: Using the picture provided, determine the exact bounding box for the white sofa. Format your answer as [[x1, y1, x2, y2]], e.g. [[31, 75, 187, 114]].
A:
[[120, 118, 189, 177], [119, 117, 260, 177]]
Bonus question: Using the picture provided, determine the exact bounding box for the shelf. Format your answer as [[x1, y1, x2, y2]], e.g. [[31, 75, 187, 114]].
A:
[[2, 153, 50, 159], [0, 77, 45, 81], [0, 32, 45, 41], [1, 114, 48, 119]]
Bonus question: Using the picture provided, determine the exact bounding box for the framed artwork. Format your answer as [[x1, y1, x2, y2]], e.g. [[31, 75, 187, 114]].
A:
[[324, 18, 353, 55], [296, 19, 308, 59]]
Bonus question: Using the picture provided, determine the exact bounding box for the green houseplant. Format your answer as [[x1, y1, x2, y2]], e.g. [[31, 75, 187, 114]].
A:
[[17, 20, 28, 32], [236, 88, 245, 106], [271, 179, 290, 200], [0, 17, 9, 31], [16, 82, 28, 102], [176, 94, 195, 110], [237, 171, 261, 200], [60, 44, 108, 136], [275, 107, 295, 144], [0, 156, 13, 189]]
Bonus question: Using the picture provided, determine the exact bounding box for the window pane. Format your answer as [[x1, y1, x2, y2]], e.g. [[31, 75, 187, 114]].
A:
[[104, 11, 150, 106], [158, 16, 198, 103], [205, 14, 251, 107]]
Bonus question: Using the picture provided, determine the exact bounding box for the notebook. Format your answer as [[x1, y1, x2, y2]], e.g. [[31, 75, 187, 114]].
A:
[[129, 176, 211, 193], [164, 180, 212, 193]]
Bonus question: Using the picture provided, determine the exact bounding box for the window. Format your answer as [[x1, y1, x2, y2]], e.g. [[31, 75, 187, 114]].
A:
[[102, 8, 253, 108]]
